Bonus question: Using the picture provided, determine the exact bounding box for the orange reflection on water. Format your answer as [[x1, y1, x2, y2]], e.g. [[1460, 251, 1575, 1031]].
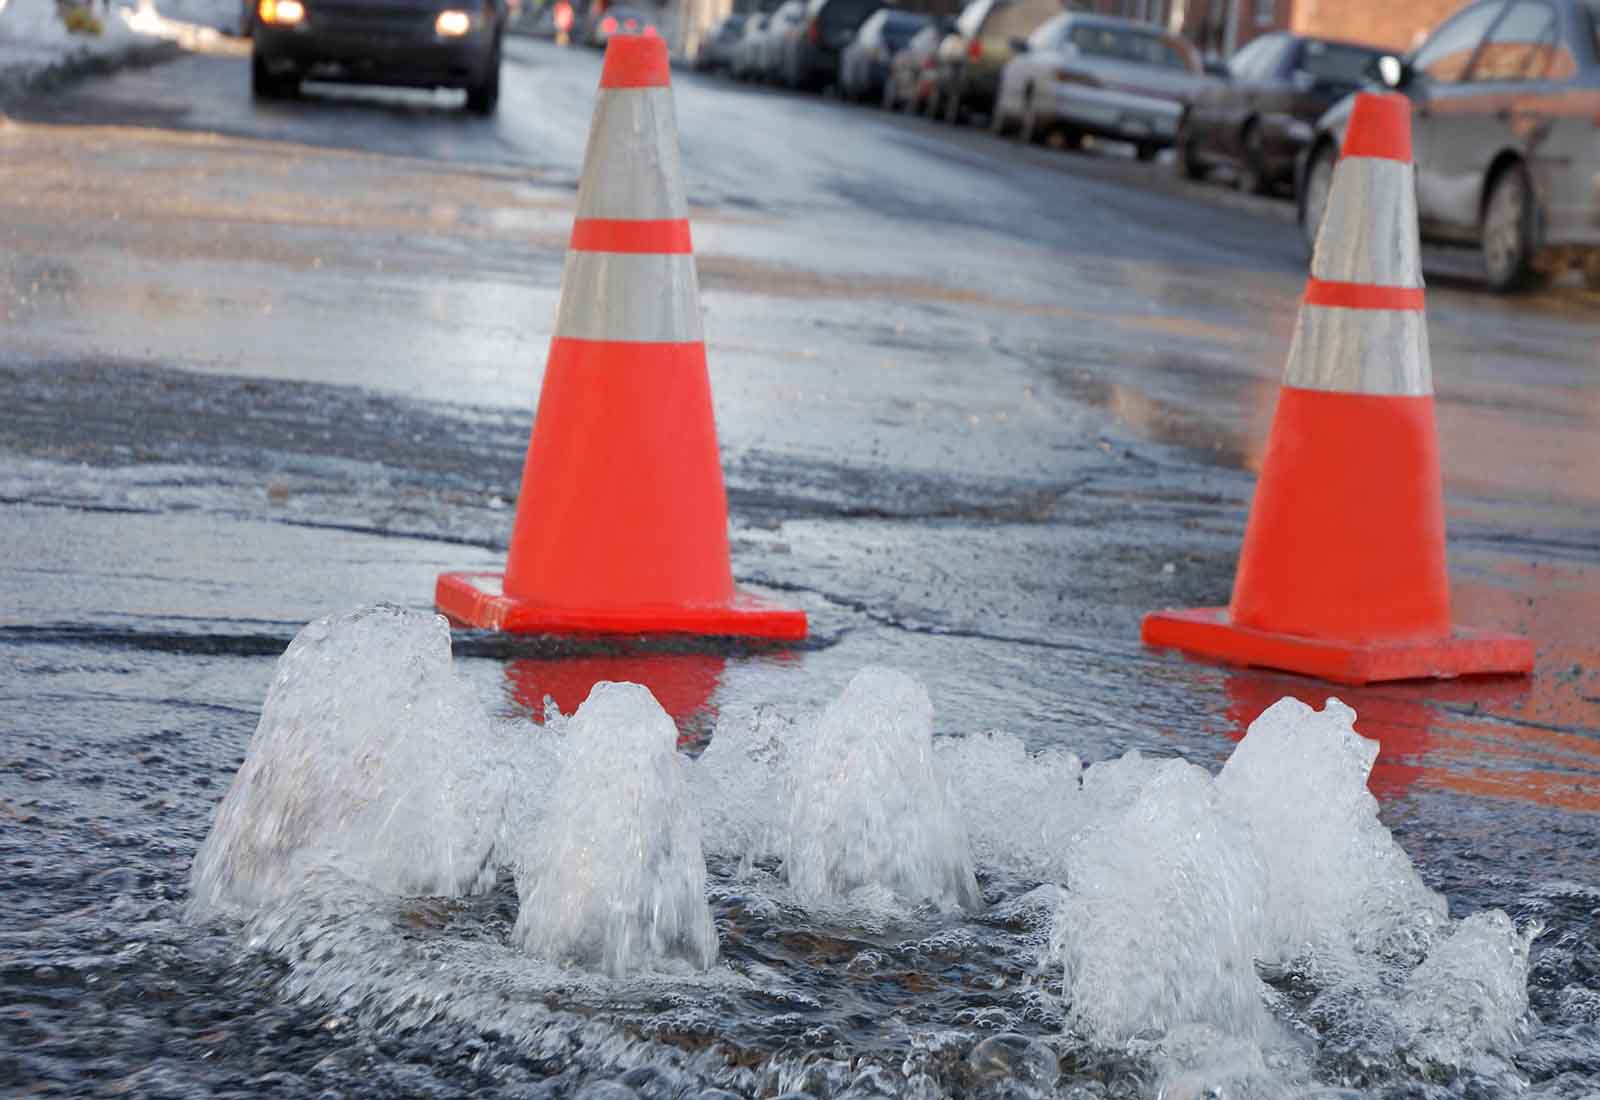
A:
[[1218, 560, 1600, 812], [504, 653, 728, 748]]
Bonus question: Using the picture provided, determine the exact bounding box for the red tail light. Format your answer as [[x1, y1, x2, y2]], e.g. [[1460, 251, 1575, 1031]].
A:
[[967, 38, 981, 61], [807, 19, 819, 44], [1053, 67, 1099, 87], [600, 15, 616, 32]]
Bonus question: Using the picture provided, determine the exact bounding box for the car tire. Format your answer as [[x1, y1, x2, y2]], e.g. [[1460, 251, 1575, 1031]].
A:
[[1236, 121, 1268, 195], [250, 49, 298, 98], [1019, 93, 1043, 146], [943, 84, 963, 125], [1175, 116, 1204, 180], [1135, 142, 1157, 163], [1481, 161, 1541, 293], [1297, 139, 1336, 258], [466, 42, 501, 115]]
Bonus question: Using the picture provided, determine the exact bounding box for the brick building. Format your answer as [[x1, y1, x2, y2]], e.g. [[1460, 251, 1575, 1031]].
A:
[[1290, 0, 1465, 51]]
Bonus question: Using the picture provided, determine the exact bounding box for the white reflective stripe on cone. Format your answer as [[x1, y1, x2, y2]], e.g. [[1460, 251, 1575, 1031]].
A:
[[575, 88, 689, 221], [1312, 157, 1423, 288], [1283, 304, 1433, 396], [554, 251, 704, 342]]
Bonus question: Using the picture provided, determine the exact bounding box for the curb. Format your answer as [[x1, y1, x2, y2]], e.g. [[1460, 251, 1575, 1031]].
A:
[[0, 36, 181, 110]]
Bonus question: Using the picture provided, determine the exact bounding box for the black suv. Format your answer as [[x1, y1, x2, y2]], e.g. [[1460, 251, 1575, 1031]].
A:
[[251, 0, 507, 115]]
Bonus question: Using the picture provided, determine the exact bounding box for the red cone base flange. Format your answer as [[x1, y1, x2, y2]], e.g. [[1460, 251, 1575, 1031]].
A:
[[437, 571, 807, 640], [1142, 607, 1535, 685]]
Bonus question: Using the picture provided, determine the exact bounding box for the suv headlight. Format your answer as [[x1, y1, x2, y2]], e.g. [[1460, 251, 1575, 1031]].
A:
[[259, 0, 305, 25], [436, 9, 471, 35]]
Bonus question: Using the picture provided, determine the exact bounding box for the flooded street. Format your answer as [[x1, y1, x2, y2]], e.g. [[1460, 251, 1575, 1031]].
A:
[[3, 34, 1599, 1100]]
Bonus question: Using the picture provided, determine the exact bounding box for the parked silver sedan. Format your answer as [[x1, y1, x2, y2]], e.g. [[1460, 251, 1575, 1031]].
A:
[[1297, 0, 1600, 292], [991, 13, 1207, 159]]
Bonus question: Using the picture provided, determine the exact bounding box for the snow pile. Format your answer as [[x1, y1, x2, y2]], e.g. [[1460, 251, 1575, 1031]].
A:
[[189, 606, 510, 916], [512, 682, 717, 976]]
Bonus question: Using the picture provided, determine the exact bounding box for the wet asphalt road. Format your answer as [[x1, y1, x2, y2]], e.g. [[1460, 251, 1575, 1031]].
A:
[[3, 33, 1600, 1099]]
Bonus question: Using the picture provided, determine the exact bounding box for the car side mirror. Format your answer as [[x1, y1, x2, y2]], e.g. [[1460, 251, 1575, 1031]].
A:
[[1372, 54, 1409, 88], [1008, 35, 1028, 53]]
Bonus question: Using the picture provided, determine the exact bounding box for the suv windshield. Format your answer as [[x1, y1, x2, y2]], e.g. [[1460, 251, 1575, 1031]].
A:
[[1069, 23, 1191, 70], [883, 11, 928, 48], [1298, 39, 1383, 83]]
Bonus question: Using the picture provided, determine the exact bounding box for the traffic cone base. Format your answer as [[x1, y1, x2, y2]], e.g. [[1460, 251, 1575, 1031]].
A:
[[1141, 92, 1531, 684], [1141, 609, 1533, 686], [436, 572, 807, 639]]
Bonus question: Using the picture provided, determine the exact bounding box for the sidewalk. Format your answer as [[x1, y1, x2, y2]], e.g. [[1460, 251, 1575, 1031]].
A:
[[0, 0, 225, 106]]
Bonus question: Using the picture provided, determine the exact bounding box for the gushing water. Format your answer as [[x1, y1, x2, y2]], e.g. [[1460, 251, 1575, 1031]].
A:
[[188, 606, 509, 917], [782, 667, 980, 911], [185, 609, 1548, 1098], [512, 682, 718, 976]]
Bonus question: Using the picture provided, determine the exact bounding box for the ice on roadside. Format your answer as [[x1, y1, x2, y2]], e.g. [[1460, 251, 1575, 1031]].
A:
[[189, 606, 510, 917], [512, 682, 718, 976], [783, 668, 980, 912]]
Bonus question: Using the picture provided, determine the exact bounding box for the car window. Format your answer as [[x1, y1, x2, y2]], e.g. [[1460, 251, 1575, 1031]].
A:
[[1410, 0, 1503, 83], [1225, 34, 1272, 78], [1296, 39, 1383, 83], [856, 9, 884, 41], [955, 0, 993, 39], [1470, 0, 1557, 81], [1068, 22, 1193, 70], [1027, 12, 1068, 49], [883, 12, 928, 48], [984, 0, 1060, 42], [819, 0, 879, 30]]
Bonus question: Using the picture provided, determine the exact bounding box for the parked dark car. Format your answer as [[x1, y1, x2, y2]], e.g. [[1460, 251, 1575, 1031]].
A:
[[881, 17, 950, 111], [1297, 0, 1600, 292], [251, 0, 507, 114], [839, 8, 929, 101], [1177, 32, 1383, 193], [694, 12, 746, 71], [933, 0, 1064, 124], [782, 0, 880, 90]]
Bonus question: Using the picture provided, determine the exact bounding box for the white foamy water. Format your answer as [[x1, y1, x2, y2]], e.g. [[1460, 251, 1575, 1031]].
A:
[[512, 682, 718, 976], [783, 668, 980, 911], [189, 609, 1541, 1097], [188, 606, 510, 917]]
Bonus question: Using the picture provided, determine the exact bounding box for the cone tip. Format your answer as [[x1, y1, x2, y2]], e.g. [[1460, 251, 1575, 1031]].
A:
[[600, 33, 672, 89], [1340, 92, 1412, 163]]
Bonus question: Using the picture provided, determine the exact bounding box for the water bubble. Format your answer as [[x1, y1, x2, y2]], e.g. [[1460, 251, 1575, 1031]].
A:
[[967, 1033, 1059, 1090]]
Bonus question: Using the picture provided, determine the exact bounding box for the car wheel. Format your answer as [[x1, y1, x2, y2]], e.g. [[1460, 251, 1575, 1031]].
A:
[[466, 42, 501, 115], [1236, 121, 1268, 195], [1135, 142, 1157, 163], [1297, 140, 1336, 258], [250, 49, 298, 98], [943, 84, 963, 125], [1175, 116, 1204, 180], [1481, 161, 1540, 293], [1018, 93, 1046, 145]]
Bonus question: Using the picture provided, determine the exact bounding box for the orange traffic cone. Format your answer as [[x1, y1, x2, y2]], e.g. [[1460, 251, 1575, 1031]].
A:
[[436, 36, 806, 640], [1142, 93, 1532, 685]]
